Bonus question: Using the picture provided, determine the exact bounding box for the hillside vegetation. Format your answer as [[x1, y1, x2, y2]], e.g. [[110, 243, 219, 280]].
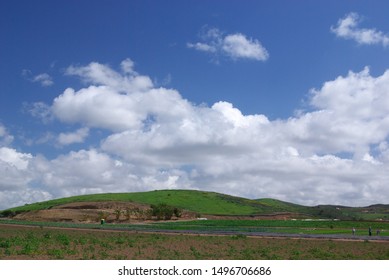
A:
[[1, 189, 389, 220]]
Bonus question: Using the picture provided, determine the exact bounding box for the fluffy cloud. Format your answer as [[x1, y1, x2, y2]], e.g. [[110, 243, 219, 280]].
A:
[[188, 28, 269, 61], [65, 59, 152, 94], [0, 147, 32, 170], [0, 147, 33, 195], [53, 61, 389, 206], [31, 149, 190, 199], [57, 127, 89, 146], [331, 12, 389, 46], [222, 33, 269, 61], [274, 67, 389, 163], [52, 63, 193, 133], [0, 190, 52, 209], [2, 59, 389, 209], [0, 127, 32, 192]]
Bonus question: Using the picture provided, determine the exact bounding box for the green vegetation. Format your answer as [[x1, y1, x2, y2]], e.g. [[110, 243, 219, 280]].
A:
[[0, 225, 388, 259], [255, 198, 307, 213], [148, 219, 389, 236], [1, 189, 389, 220], [2, 190, 263, 215], [1, 218, 388, 237], [1, 189, 388, 260], [150, 203, 182, 220]]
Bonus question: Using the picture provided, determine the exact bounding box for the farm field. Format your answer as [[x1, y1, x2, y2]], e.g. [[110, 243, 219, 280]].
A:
[[0, 224, 388, 260], [2, 219, 389, 237], [135, 219, 389, 236], [1, 190, 389, 260]]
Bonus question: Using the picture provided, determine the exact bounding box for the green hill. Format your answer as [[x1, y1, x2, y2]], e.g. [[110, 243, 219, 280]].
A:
[[1, 190, 304, 215], [1, 189, 389, 220], [2, 190, 278, 215]]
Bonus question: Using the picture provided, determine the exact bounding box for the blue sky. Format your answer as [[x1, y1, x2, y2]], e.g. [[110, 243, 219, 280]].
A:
[[1, 1, 389, 209]]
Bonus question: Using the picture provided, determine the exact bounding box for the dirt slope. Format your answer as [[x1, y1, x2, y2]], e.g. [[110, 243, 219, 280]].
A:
[[14, 201, 195, 223]]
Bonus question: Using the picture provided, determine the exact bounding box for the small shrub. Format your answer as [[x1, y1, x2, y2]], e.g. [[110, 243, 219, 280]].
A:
[[173, 207, 182, 218], [151, 204, 174, 220], [0, 210, 16, 217]]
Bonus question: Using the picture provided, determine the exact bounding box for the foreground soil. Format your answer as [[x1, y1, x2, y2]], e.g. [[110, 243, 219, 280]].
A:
[[0, 224, 388, 260]]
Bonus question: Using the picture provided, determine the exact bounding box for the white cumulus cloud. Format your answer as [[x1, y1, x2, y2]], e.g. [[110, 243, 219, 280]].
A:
[[50, 60, 389, 206], [188, 27, 269, 61], [0, 147, 33, 194], [0, 147, 32, 170], [3, 59, 389, 209], [222, 33, 269, 61], [53, 62, 193, 132], [331, 12, 389, 46]]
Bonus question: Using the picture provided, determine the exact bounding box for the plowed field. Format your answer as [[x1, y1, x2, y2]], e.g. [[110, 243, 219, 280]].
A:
[[1, 224, 388, 260]]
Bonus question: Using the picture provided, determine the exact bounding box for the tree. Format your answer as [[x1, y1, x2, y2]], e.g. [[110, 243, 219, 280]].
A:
[[173, 207, 182, 218], [151, 203, 175, 220]]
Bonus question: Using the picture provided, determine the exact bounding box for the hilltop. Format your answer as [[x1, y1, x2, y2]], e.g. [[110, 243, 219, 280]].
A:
[[1, 189, 388, 223]]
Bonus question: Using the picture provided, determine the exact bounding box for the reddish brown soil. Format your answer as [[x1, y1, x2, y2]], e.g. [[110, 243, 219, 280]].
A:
[[13, 201, 197, 223], [12, 201, 302, 224]]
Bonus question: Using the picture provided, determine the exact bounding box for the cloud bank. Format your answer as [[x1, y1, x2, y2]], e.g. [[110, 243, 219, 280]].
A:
[[1, 59, 389, 209]]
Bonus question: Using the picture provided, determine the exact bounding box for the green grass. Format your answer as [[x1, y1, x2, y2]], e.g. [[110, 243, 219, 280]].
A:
[[2, 190, 284, 215], [255, 198, 307, 212], [2, 189, 389, 220]]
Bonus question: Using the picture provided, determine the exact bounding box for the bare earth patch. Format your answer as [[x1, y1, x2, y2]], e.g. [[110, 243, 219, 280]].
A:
[[12, 201, 303, 224]]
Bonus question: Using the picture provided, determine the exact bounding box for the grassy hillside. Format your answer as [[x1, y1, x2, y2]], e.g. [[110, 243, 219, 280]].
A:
[[2, 189, 389, 220], [310, 204, 389, 220], [256, 198, 308, 213], [3, 190, 270, 215]]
